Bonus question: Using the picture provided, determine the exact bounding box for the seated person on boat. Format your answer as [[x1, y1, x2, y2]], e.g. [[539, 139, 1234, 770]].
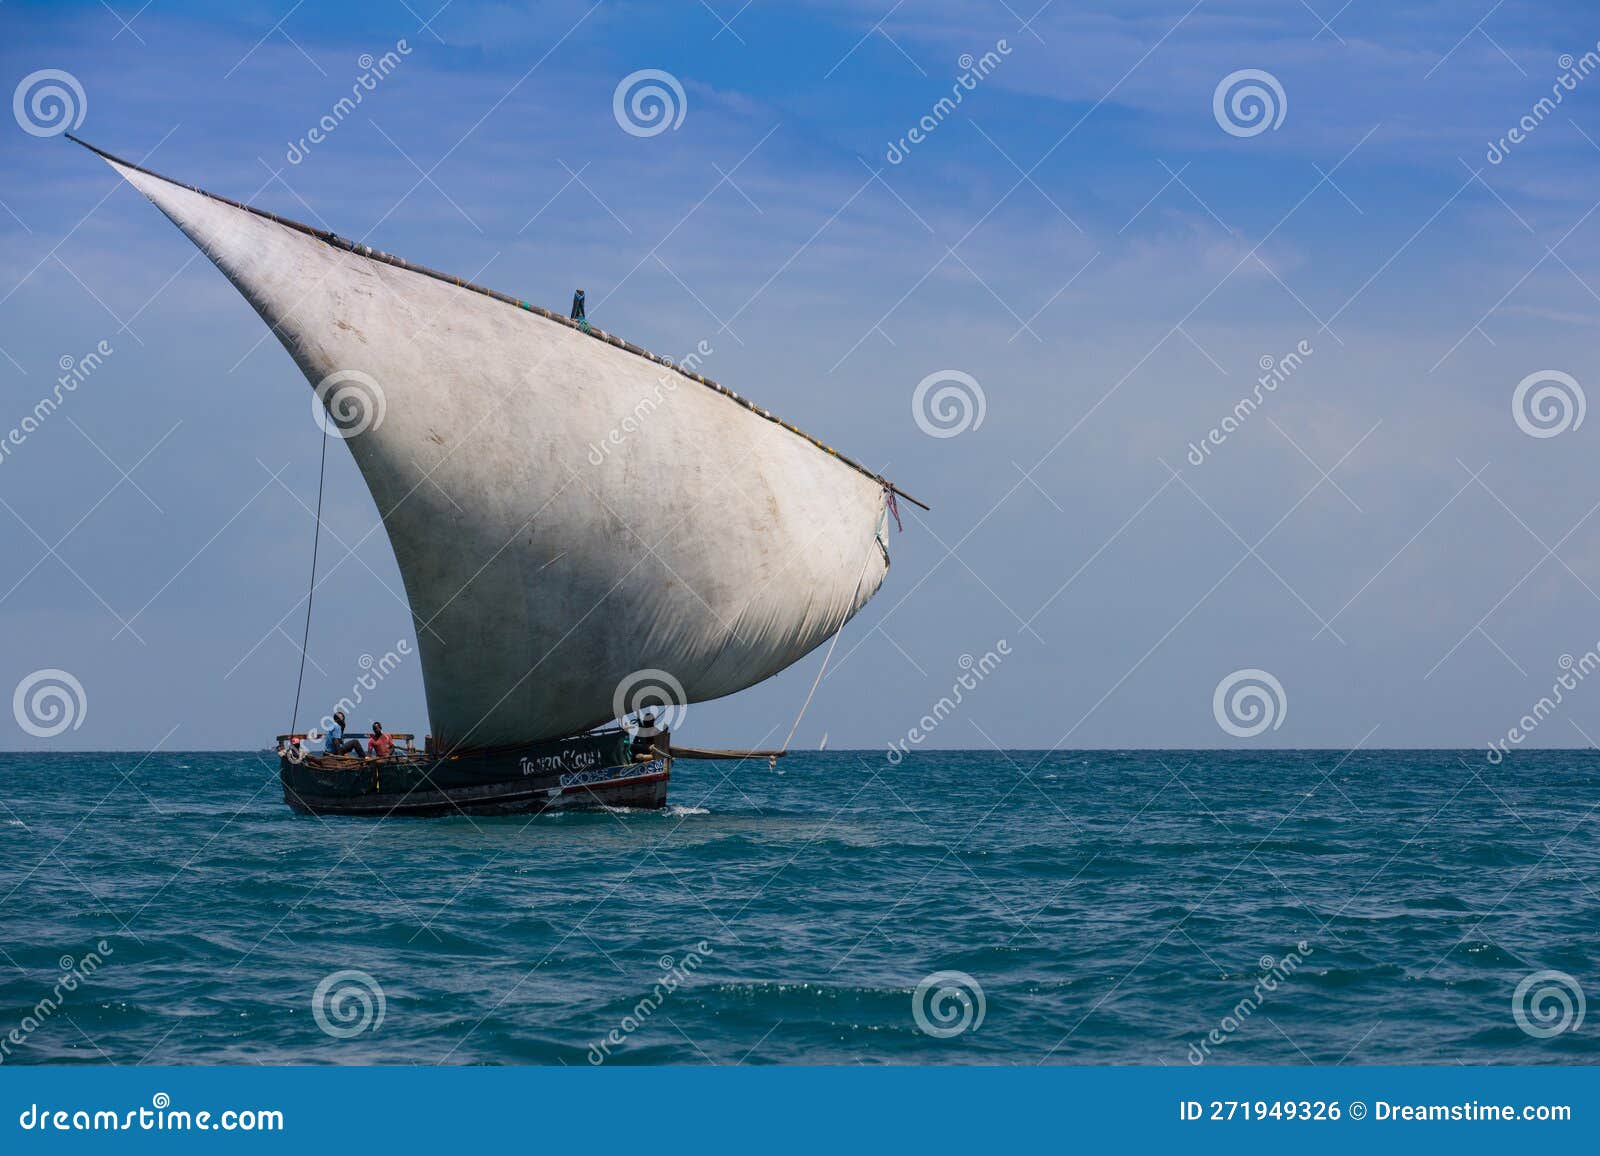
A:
[[631, 711, 668, 761], [324, 709, 364, 757], [367, 722, 393, 760]]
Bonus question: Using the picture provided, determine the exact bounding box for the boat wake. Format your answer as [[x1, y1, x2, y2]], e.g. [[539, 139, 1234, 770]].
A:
[[595, 803, 711, 817]]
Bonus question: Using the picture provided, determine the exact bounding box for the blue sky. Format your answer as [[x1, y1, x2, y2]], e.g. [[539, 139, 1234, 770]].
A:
[[5, 0, 1600, 751]]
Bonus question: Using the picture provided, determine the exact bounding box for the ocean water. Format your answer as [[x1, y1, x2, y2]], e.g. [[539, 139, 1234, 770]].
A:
[[0, 749, 1596, 1066]]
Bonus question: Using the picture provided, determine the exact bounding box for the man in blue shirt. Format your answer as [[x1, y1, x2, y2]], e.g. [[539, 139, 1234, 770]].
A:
[[324, 709, 364, 757]]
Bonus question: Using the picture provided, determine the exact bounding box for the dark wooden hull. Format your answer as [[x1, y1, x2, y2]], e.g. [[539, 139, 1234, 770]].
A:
[[278, 730, 669, 817]]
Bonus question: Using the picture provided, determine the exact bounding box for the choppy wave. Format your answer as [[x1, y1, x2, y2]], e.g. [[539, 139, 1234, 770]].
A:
[[0, 749, 1597, 1064]]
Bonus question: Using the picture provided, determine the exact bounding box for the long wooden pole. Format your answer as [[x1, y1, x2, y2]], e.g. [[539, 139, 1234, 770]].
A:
[[664, 746, 787, 760]]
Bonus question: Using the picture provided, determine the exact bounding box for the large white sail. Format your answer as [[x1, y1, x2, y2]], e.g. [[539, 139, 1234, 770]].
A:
[[93, 146, 893, 748]]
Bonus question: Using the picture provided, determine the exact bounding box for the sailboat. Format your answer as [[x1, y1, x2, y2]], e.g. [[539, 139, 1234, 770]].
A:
[[69, 136, 924, 816]]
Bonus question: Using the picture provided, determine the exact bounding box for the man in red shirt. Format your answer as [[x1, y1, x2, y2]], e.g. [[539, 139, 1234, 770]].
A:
[[367, 722, 394, 760]]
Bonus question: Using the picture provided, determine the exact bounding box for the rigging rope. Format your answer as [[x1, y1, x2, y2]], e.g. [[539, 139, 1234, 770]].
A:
[[781, 618, 844, 754], [289, 428, 329, 737], [780, 546, 881, 754]]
